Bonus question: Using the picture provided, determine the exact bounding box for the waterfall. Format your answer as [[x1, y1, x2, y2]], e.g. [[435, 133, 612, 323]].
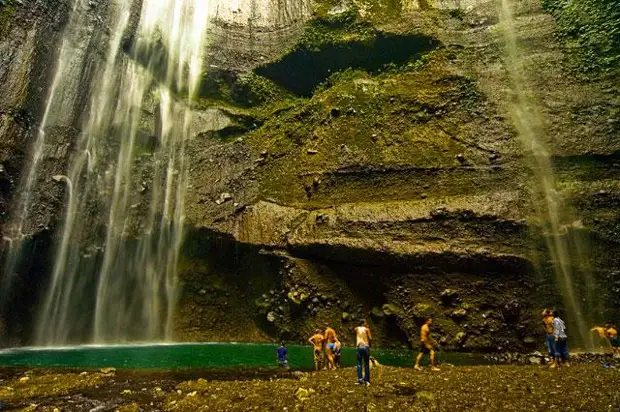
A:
[[498, 0, 597, 349], [33, 0, 211, 345], [1, 0, 99, 313]]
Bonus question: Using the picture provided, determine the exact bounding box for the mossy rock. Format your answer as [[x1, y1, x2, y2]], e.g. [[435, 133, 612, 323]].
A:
[[412, 303, 434, 320], [381, 303, 400, 316]]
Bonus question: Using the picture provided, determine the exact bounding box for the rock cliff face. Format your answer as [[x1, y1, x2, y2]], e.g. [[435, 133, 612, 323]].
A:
[[0, 0, 618, 350], [179, 0, 620, 350]]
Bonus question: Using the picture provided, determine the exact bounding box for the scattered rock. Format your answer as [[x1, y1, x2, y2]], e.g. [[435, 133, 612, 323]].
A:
[[266, 312, 276, 322], [381, 303, 399, 316], [100, 367, 116, 375], [529, 357, 542, 365], [416, 391, 436, 402], [18, 376, 29, 383], [440, 289, 459, 305], [294, 387, 310, 400], [370, 307, 384, 318], [455, 332, 467, 345], [316, 213, 329, 224], [291, 371, 306, 379], [450, 308, 467, 319], [307, 149, 319, 155], [412, 303, 433, 320], [215, 192, 233, 205]]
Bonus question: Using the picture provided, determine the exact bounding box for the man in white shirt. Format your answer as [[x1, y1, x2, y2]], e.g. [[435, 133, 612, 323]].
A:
[[552, 310, 570, 368]]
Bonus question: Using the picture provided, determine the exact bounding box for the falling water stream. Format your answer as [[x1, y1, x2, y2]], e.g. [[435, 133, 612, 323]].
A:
[[32, 0, 210, 345], [1, 0, 97, 309], [498, 0, 596, 349]]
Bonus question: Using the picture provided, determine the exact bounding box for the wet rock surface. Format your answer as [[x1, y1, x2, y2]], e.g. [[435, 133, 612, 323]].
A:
[[0, 364, 618, 411], [179, 0, 620, 350]]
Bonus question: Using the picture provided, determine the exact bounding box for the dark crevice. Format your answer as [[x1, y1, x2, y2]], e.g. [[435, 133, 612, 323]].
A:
[[256, 33, 441, 97]]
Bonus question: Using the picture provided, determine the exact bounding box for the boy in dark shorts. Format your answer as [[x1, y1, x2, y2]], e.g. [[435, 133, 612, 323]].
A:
[[414, 317, 440, 371]]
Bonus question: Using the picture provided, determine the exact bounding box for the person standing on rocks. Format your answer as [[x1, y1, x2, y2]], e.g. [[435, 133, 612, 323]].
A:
[[324, 326, 338, 370], [308, 330, 325, 371], [277, 342, 289, 369], [414, 317, 440, 371], [354, 319, 372, 385], [551, 310, 569, 368], [542, 309, 556, 366]]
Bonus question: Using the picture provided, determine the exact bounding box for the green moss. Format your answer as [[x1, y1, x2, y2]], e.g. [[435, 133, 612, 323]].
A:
[[542, 0, 620, 74], [245, 51, 492, 207], [0, 3, 17, 38], [0, 372, 104, 402]]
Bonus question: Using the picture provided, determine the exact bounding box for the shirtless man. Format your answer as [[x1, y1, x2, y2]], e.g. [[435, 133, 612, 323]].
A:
[[414, 317, 440, 371], [591, 325, 609, 350], [542, 309, 556, 366], [354, 319, 372, 385], [593, 324, 620, 356], [324, 326, 338, 370], [308, 329, 325, 371], [607, 325, 619, 357]]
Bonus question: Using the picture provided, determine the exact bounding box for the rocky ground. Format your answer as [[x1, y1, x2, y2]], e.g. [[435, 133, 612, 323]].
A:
[[0, 362, 619, 411]]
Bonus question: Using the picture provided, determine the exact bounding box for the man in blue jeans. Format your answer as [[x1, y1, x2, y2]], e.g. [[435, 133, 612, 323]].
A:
[[354, 319, 372, 386], [552, 310, 570, 368]]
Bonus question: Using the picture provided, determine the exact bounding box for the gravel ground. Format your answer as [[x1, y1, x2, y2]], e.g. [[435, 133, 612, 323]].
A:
[[0, 364, 619, 411]]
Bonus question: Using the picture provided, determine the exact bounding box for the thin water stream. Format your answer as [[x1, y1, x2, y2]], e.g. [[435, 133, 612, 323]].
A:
[[1, 0, 98, 311], [497, 0, 596, 349]]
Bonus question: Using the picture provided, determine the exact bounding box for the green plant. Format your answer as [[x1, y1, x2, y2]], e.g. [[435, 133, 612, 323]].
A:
[[542, 0, 620, 73]]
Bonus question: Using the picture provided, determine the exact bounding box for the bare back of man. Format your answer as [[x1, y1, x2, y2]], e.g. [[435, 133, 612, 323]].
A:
[[355, 326, 370, 347], [354, 321, 372, 385], [308, 330, 324, 371]]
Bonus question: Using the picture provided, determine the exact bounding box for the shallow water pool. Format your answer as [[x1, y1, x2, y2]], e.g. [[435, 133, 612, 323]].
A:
[[0, 343, 491, 370]]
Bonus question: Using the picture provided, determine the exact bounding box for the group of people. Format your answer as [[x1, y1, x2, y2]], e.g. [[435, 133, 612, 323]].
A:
[[302, 317, 440, 385], [542, 309, 620, 368], [541, 309, 570, 367], [276, 309, 616, 384], [303, 321, 373, 385], [308, 325, 342, 371]]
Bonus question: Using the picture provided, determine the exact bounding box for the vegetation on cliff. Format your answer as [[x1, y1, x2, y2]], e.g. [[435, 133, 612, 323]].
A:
[[542, 0, 620, 73]]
